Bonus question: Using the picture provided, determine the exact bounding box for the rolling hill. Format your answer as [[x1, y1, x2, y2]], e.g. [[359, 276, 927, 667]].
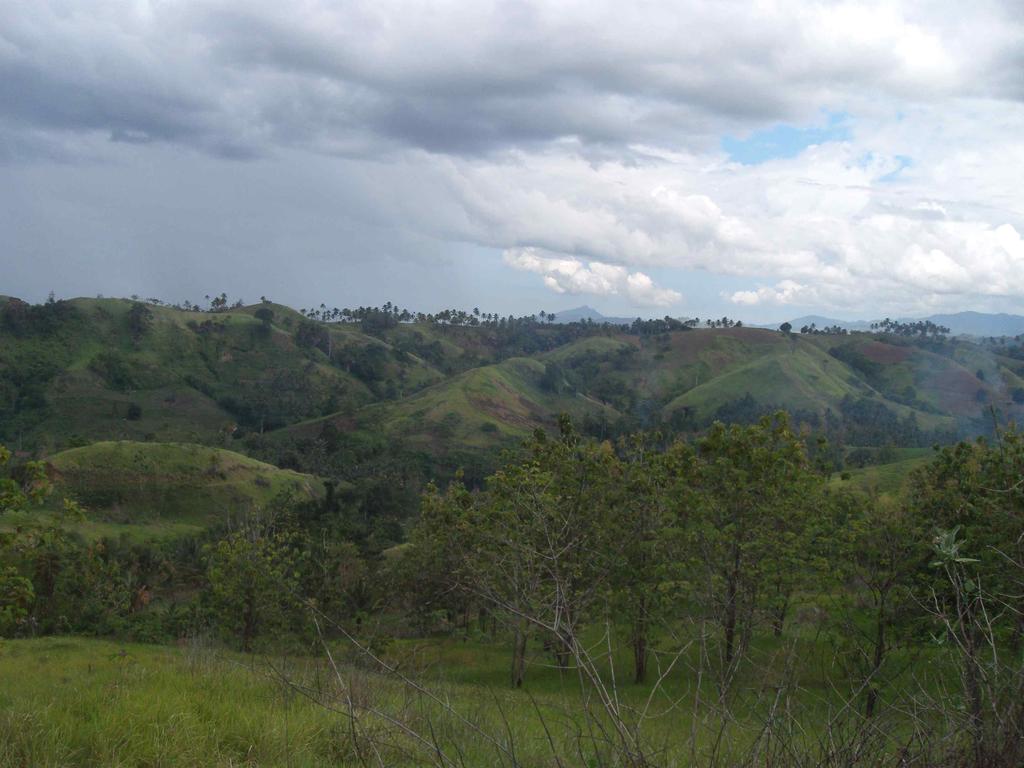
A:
[[0, 297, 441, 450], [10, 441, 327, 540], [4, 294, 1023, 498]]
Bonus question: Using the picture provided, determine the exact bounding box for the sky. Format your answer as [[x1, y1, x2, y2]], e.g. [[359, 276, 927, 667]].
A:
[[3, 1, 1024, 323]]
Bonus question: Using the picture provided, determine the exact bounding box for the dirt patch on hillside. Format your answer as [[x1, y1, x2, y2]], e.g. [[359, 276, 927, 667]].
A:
[[468, 396, 536, 428], [468, 380, 543, 428], [860, 341, 912, 364], [719, 327, 781, 343], [930, 368, 985, 415], [669, 328, 770, 359]]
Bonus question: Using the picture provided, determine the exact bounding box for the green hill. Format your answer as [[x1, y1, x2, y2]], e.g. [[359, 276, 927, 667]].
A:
[[0, 298, 441, 450], [663, 336, 865, 419], [14, 442, 325, 540], [5, 295, 1023, 486], [278, 357, 618, 473], [829, 449, 934, 497], [546, 328, 967, 435]]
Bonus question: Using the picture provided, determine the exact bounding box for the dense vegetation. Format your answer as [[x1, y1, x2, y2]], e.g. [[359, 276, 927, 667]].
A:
[[3, 293, 1024, 766]]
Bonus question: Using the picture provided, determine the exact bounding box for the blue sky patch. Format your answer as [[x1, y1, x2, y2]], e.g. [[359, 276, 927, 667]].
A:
[[722, 112, 851, 165], [878, 155, 913, 183]]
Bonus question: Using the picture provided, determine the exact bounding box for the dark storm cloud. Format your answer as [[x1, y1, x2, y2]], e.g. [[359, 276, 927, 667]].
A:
[[6, 0, 998, 162], [0, 59, 207, 144], [184, 1, 813, 155]]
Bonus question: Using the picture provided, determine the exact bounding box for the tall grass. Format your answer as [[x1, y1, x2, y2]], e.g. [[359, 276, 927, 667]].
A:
[[0, 628, 952, 767]]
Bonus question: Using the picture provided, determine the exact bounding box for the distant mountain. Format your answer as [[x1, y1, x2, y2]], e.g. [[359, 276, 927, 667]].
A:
[[763, 312, 1024, 338], [550, 305, 635, 326], [921, 312, 1024, 337], [754, 315, 873, 331], [783, 315, 874, 332]]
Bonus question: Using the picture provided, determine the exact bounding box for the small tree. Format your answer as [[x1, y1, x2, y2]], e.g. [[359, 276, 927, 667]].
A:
[[612, 435, 694, 682], [254, 307, 274, 329], [688, 413, 820, 664], [1, 445, 88, 636], [127, 302, 153, 343], [828, 491, 928, 716], [422, 418, 619, 687], [205, 516, 303, 651]]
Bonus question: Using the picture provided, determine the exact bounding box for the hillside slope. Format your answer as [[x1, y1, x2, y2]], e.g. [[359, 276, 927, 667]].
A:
[[0, 298, 442, 450], [5, 296, 1022, 477], [278, 357, 619, 470], [36, 441, 324, 538]]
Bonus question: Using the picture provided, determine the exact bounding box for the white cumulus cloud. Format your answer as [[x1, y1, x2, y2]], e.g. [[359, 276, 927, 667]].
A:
[[504, 248, 681, 307]]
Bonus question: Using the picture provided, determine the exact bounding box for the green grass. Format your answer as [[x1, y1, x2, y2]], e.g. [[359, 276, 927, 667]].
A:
[[0, 637, 347, 767], [283, 357, 618, 456], [543, 334, 636, 363], [0, 622, 952, 767], [830, 452, 933, 496], [0, 298, 378, 449], [663, 338, 863, 418]]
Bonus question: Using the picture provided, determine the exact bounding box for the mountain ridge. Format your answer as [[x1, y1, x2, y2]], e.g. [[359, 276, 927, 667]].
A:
[[549, 305, 636, 326], [760, 311, 1024, 337]]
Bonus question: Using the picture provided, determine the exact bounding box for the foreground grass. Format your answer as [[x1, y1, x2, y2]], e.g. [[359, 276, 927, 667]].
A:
[[0, 638, 352, 767], [0, 628, 950, 767]]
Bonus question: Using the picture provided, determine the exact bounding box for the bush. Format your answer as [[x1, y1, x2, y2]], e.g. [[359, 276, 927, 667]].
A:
[[88, 351, 138, 392]]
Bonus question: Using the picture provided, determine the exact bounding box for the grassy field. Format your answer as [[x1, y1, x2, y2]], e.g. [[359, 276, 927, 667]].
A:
[[0, 622, 949, 768], [0, 637, 345, 767], [830, 449, 934, 497]]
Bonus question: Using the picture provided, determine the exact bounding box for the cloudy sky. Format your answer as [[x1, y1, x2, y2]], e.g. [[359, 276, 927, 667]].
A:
[[3, 0, 1024, 322]]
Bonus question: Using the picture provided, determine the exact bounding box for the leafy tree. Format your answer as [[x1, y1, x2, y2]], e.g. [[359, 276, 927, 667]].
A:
[[405, 474, 477, 633], [827, 491, 929, 716], [304, 538, 372, 626], [0, 565, 33, 636], [539, 361, 566, 393], [688, 413, 820, 663], [88, 351, 137, 392], [254, 307, 275, 337], [205, 516, 303, 651], [612, 435, 693, 682], [907, 429, 1024, 647], [1, 444, 94, 635], [127, 301, 153, 343], [1, 445, 48, 513], [419, 418, 619, 686], [0, 445, 44, 633]]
